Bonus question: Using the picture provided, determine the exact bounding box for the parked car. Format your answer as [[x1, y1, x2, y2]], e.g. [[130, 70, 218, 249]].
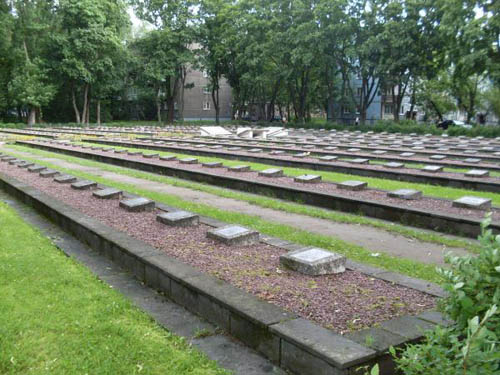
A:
[[437, 119, 473, 130]]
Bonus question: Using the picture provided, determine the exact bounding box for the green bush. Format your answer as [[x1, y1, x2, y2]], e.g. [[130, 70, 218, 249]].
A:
[[391, 216, 500, 374]]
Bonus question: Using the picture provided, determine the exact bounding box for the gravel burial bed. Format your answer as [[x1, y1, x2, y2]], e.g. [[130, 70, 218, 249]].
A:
[[129, 141, 500, 181], [43, 143, 500, 221], [0, 160, 436, 333]]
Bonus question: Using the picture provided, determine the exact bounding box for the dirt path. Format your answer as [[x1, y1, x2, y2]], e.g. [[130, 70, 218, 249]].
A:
[[3, 146, 473, 266]]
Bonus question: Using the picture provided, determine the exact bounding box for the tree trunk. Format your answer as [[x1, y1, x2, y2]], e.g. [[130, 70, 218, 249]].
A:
[[96, 99, 101, 125], [85, 97, 90, 124], [72, 88, 81, 124], [27, 107, 36, 126], [156, 87, 162, 123], [81, 84, 89, 125], [166, 97, 175, 124]]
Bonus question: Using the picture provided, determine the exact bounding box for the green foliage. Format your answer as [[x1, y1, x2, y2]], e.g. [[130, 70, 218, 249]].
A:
[[393, 218, 500, 374]]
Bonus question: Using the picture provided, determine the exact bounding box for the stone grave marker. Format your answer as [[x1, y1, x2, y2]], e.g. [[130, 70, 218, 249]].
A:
[[40, 169, 59, 178], [228, 165, 250, 172], [207, 225, 259, 246], [280, 247, 346, 276], [119, 197, 155, 212], [465, 169, 489, 178], [423, 165, 443, 173], [258, 168, 284, 177], [400, 152, 415, 157], [430, 155, 446, 160], [453, 196, 491, 210], [388, 189, 422, 200], [294, 174, 321, 183], [28, 165, 46, 173], [157, 210, 199, 227], [93, 188, 122, 199], [318, 155, 338, 161], [17, 162, 34, 168], [54, 175, 77, 183], [160, 155, 177, 161], [143, 153, 159, 159], [179, 157, 198, 164], [202, 161, 223, 168], [71, 180, 97, 190], [337, 180, 367, 191], [349, 158, 370, 164], [385, 162, 404, 168]]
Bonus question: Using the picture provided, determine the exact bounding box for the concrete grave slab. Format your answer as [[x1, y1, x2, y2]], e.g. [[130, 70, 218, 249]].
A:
[[338, 180, 367, 191], [400, 152, 415, 157], [294, 174, 321, 183], [465, 169, 489, 178], [258, 168, 284, 177], [93, 188, 122, 199], [54, 175, 77, 183], [160, 155, 177, 161], [39, 169, 60, 178], [206, 225, 259, 246], [71, 180, 97, 190], [248, 148, 263, 153], [349, 158, 370, 164], [388, 189, 422, 200], [17, 162, 35, 168], [453, 196, 491, 210], [119, 197, 155, 212], [280, 247, 346, 276], [179, 157, 198, 164], [156, 210, 200, 227], [430, 155, 446, 160], [385, 162, 404, 168], [270, 150, 286, 155], [28, 165, 46, 173], [372, 150, 387, 155], [228, 165, 250, 172], [423, 165, 443, 173], [202, 161, 223, 168], [227, 147, 242, 151], [464, 158, 481, 164], [293, 152, 310, 158], [143, 153, 159, 159], [318, 155, 337, 161]]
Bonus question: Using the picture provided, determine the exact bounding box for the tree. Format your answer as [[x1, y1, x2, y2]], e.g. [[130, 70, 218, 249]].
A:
[[131, 0, 196, 123], [7, 0, 57, 125], [55, 0, 130, 124]]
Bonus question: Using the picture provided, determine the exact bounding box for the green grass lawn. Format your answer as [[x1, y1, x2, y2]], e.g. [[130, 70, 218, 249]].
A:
[[77, 141, 500, 206], [0, 201, 228, 375], [2, 146, 449, 283]]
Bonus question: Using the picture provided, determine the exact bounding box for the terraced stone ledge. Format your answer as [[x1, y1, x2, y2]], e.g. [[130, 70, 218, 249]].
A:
[[0, 171, 450, 375]]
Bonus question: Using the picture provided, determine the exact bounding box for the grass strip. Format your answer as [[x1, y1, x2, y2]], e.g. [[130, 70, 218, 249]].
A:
[[6, 144, 480, 252], [3, 147, 450, 283], [79, 141, 500, 206], [0, 201, 228, 375]]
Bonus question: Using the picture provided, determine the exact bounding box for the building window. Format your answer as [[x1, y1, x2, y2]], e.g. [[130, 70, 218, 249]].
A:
[[203, 101, 211, 111], [342, 106, 351, 115], [384, 104, 393, 114], [202, 70, 208, 78], [356, 88, 362, 97], [202, 86, 210, 94]]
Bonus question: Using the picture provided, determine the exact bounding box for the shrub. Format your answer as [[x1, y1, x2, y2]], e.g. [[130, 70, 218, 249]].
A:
[[391, 216, 500, 374]]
